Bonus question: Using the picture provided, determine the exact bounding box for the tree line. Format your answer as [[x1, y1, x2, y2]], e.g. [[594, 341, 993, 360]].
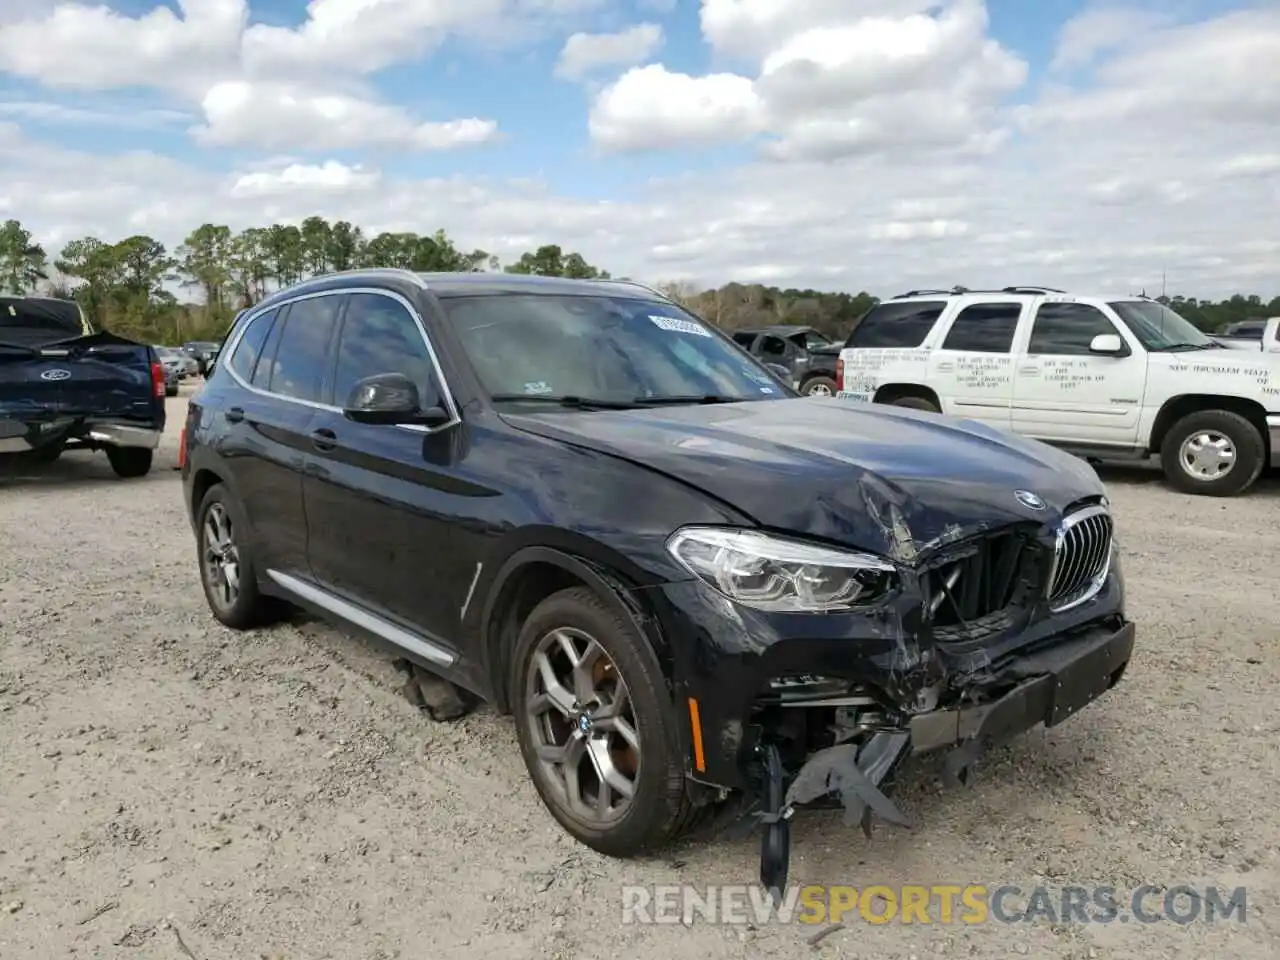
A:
[[0, 217, 1275, 346]]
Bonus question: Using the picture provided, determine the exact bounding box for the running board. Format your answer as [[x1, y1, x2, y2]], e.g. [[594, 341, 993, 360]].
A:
[[265, 569, 457, 668]]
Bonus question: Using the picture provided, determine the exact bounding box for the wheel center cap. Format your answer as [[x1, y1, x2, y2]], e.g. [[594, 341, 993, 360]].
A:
[[576, 713, 592, 734]]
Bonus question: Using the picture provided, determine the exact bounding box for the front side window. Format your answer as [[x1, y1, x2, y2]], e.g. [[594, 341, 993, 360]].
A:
[[265, 296, 342, 402], [940, 303, 1021, 353], [228, 309, 276, 384], [845, 301, 945, 349], [758, 336, 788, 358], [440, 294, 784, 404], [332, 294, 438, 407], [1028, 303, 1121, 356]]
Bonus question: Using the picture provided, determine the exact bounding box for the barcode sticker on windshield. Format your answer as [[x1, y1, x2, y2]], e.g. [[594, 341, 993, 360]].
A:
[[649, 315, 711, 338]]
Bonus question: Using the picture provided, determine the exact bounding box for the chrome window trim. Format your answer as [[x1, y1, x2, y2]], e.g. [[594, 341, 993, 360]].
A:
[[1045, 504, 1114, 613], [220, 286, 462, 436]]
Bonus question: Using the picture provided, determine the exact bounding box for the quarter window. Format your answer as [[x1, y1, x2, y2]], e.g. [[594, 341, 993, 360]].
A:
[[331, 294, 439, 408], [265, 295, 342, 402], [845, 301, 946, 349], [940, 303, 1021, 353], [1028, 303, 1121, 355], [228, 309, 276, 384]]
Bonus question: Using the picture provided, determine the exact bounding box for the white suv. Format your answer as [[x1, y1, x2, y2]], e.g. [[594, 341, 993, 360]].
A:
[[835, 286, 1280, 497]]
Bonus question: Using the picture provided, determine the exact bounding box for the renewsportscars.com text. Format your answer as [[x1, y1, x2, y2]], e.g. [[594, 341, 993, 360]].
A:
[[621, 884, 1248, 926]]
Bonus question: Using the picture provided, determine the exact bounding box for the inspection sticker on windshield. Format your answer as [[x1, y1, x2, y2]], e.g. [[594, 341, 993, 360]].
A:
[[649, 315, 711, 338], [523, 381, 553, 395]]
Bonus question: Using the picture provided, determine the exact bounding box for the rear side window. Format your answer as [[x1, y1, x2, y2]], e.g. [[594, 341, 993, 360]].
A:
[[732, 332, 757, 348], [1028, 302, 1120, 355], [940, 303, 1021, 353], [228, 310, 276, 384], [265, 295, 343, 402], [845, 301, 945, 348]]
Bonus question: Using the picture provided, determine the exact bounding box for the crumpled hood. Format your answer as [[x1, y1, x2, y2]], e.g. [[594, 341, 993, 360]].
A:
[[502, 398, 1106, 563]]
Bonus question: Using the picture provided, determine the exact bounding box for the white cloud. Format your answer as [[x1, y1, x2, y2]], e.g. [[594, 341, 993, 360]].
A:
[[0, 2, 1275, 304], [0, 0, 507, 152], [589, 65, 764, 149], [0, 0, 246, 96], [555, 23, 664, 79], [592, 0, 1027, 161], [1051, 5, 1170, 70], [230, 161, 381, 199], [0, 100, 191, 129], [193, 81, 499, 152]]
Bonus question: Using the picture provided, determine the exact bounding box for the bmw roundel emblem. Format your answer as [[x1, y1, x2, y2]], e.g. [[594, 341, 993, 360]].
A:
[[1014, 489, 1046, 511]]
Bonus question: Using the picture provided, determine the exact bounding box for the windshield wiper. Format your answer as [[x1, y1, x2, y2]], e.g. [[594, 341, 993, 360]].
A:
[[1158, 343, 1216, 352], [489, 393, 641, 410], [631, 394, 746, 406], [0, 340, 38, 356]]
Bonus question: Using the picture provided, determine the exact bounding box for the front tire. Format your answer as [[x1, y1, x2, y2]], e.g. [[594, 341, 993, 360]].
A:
[[1160, 409, 1264, 497], [509, 586, 699, 857], [888, 395, 940, 413], [196, 483, 286, 629], [106, 446, 153, 478]]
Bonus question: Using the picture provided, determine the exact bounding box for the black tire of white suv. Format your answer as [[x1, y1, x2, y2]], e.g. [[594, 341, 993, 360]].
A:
[[889, 395, 940, 413], [1160, 409, 1265, 497]]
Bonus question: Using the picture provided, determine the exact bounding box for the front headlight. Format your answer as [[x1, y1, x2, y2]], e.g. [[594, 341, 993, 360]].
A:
[[665, 526, 896, 613]]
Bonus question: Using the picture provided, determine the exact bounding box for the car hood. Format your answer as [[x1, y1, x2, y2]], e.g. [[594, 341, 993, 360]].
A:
[[501, 398, 1105, 563]]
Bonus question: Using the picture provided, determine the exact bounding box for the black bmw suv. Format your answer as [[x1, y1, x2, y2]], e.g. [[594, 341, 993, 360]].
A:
[[181, 269, 1135, 891]]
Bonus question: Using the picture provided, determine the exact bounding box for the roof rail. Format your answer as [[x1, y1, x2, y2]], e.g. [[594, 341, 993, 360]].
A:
[[293, 267, 429, 290], [1000, 285, 1066, 294], [892, 286, 967, 298], [609, 277, 673, 300]]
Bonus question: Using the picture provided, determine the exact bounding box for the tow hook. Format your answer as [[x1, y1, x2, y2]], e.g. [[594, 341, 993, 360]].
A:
[[758, 744, 793, 901]]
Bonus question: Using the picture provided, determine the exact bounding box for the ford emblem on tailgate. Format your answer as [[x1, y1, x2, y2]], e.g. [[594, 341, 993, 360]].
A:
[[1014, 489, 1045, 510], [40, 369, 71, 381]]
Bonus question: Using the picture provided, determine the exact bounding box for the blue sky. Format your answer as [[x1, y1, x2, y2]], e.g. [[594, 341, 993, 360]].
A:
[[0, 0, 1274, 297]]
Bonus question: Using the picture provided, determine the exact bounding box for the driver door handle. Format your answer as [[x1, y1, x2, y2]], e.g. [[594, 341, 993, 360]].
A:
[[311, 427, 337, 452]]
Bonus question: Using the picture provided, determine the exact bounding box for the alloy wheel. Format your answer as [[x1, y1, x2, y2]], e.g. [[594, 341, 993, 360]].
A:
[[202, 502, 242, 611], [1179, 430, 1236, 480], [524, 627, 639, 824]]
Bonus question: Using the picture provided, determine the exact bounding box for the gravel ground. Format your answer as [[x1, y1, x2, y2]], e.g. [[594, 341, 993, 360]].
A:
[[2, 391, 1277, 960]]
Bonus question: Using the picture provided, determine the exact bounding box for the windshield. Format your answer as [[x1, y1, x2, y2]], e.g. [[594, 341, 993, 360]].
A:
[[1108, 301, 1215, 351], [797, 330, 833, 349], [440, 293, 786, 404]]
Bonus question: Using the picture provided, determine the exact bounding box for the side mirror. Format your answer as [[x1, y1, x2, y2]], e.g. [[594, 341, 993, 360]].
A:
[[1089, 333, 1125, 355], [343, 372, 450, 427]]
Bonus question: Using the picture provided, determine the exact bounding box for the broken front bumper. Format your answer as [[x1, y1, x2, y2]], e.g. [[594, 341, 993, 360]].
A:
[[908, 618, 1134, 757]]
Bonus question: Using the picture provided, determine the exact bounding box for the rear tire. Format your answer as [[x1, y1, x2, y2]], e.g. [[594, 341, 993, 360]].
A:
[[196, 482, 287, 629], [802, 376, 837, 397], [888, 395, 940, 413], [508, 586, 701, 857], [106, 446, 153, 478], [1159, 409, 1264, 497]]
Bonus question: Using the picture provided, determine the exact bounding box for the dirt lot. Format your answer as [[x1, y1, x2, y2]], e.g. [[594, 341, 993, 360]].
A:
[[2, 391, 1278, 960]]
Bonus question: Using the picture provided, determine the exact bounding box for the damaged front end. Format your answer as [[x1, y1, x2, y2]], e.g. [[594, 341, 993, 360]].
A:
[[662, 498, 1134, 898]]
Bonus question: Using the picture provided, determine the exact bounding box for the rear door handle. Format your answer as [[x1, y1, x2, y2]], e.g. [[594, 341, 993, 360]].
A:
[[311, 427, 337, 452], [225, 407, 244, 423]]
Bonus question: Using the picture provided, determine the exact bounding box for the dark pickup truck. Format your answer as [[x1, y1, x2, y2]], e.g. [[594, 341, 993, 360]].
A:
[[0, 296, 166, 477], [730, 325, 842, 396]]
